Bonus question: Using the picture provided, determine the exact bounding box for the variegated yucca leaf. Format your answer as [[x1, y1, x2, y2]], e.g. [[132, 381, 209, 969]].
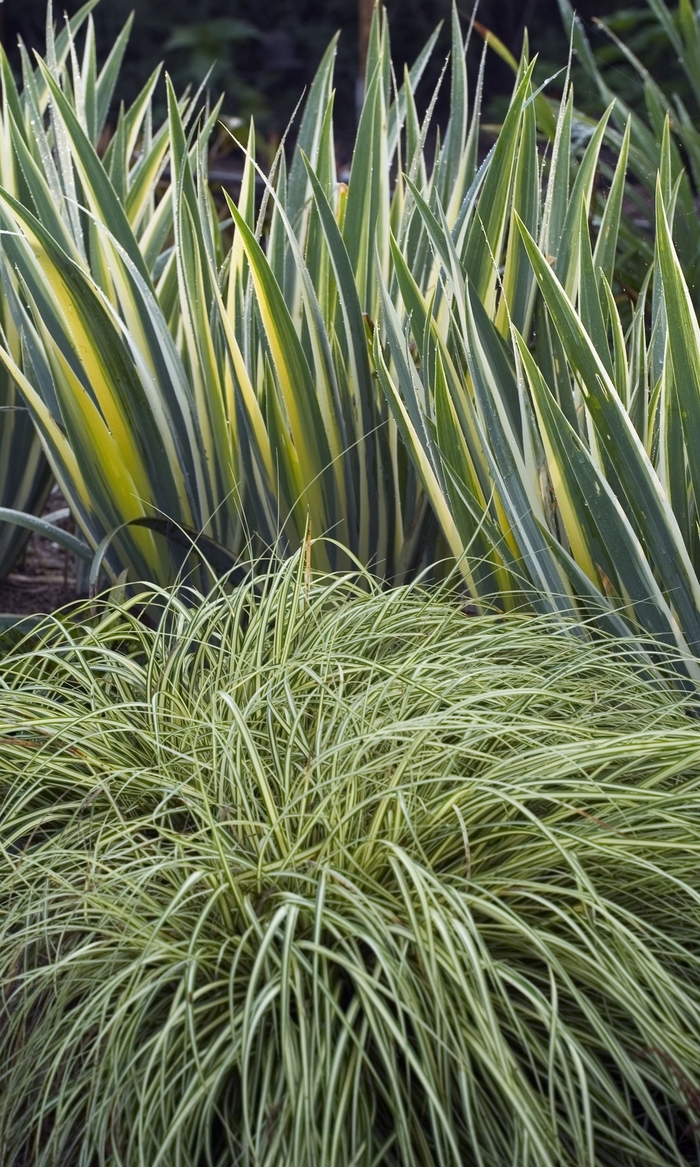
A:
[[0, 2, 479, 586], [0, 0, 194, 579], [0, 1, 103, 577], [379, 38, 700, 671], [3, 1, 608, 595]]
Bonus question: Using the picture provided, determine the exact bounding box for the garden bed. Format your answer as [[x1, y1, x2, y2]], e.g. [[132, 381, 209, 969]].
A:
[[0, 489, 83, 619]]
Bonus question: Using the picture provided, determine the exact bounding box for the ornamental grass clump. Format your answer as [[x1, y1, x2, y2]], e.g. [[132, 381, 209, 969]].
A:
[[1, 555, 700, 1165]]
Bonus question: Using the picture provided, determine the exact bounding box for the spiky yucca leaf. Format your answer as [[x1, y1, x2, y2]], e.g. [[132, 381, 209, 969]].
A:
[[378, 49, 700, 669], [0, 0, 199, 581], [0, 4, 478, 586], [0, 1, 102, 577]]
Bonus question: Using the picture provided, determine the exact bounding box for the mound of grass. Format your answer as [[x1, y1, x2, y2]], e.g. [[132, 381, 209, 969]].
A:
[[1, 557, 699, 1166]]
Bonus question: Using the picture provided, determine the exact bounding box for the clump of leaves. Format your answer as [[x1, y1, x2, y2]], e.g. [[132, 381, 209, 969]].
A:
[[0, 553, 699, 1165]]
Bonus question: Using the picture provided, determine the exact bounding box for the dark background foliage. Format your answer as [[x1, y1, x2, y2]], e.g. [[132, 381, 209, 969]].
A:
[[0, 0, 682, 147]]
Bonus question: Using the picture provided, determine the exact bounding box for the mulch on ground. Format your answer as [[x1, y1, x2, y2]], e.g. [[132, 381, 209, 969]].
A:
[[0, 488, 84, 618]]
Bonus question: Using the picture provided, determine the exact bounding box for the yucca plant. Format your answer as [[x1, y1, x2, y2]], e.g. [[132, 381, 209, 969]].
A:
[[0, 4, 498, 587], [1, 556, 699, 1165], [0, 1, 626, 601], [5, 0, 700, 676], [0, 0, 233, 586], [369, 22, 700, 674], [0, 0, 110, 577]]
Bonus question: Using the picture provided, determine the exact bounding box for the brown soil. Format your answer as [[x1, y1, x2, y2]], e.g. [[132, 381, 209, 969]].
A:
[[0, 487, 86, 618]]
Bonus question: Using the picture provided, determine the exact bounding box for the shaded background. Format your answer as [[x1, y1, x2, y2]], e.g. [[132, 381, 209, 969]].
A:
[[0, 1, 682, 149]]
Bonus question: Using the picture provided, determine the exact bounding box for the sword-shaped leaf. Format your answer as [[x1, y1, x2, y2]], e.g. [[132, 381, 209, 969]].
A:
[[225, 194, 335, 544], [516, 333, 697, 661], [517, 212, 700, 652]]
